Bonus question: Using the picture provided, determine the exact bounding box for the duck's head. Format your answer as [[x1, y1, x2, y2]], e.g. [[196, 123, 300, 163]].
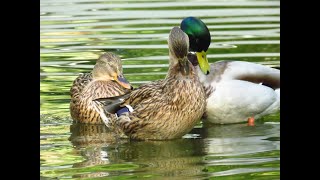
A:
[[92, 52, 132, 89], [168, 26, 190, 76], [180, 17, 211, 75]]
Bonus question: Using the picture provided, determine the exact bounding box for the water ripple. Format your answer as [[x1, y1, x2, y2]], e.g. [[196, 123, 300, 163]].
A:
[[40, 0, 280, 179]]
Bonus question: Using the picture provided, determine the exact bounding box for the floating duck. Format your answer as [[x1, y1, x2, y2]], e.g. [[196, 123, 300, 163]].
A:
[[180, 17, 280, 124], [70, 52, 132, 124]]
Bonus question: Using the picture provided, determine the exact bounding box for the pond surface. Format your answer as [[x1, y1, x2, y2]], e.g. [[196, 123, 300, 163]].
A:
[[40, 0, 280, 179]]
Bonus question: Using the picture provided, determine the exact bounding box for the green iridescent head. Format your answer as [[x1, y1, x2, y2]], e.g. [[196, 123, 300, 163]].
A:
[[180, 17, 211, 75]]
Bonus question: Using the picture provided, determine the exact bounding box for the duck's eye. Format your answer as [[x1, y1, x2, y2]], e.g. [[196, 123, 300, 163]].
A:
[[187, 53, 198, 66]]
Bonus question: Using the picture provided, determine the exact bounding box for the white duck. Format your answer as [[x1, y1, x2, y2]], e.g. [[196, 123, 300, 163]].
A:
[[181, 17, 280, 124]]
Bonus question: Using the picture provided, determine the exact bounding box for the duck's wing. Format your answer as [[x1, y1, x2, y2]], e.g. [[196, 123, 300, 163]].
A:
[[94, 93, 131, 114], [94, 79, 164, 114], [212, 61, 280, 89]]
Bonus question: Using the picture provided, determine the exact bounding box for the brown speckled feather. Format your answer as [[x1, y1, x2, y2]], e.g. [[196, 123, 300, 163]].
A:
[[70, 52, 132, 124], [117, 62, 206, 140]]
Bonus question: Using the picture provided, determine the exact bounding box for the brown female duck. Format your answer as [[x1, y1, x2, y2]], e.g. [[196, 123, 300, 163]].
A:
[[94, 27, 206, 140], [70, 52, 132, 124]]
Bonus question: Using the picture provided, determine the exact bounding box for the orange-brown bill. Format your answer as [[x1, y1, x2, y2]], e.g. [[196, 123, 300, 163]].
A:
[[115, 75, 132, 89]]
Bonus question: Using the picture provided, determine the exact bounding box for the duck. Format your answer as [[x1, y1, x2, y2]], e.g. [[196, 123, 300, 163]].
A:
[[180, 16, 280, 124], [93, 27, 206, 140], [70, 52, 132, 124]]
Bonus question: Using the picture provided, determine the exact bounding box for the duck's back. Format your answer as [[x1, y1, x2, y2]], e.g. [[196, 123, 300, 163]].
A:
[[213, 61, 280, 88], [70, 73, 93, 101], [118, 75, 206, 140]]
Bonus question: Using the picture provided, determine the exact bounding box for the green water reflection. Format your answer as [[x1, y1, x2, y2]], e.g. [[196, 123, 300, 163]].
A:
[[40, 0, 280, 179]]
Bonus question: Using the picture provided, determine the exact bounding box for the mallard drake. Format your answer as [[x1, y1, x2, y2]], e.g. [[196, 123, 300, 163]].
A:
[[180, 17, 280, 124], [70, 52, 132, 124], [94, 27, 206, 140], [180, 16, 211, 75]]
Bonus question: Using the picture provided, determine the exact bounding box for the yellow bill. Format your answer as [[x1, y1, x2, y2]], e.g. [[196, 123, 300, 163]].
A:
[[196, 51, 210, 75]]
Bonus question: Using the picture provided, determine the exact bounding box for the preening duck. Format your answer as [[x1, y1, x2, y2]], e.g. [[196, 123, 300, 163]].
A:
[[70, 52, 132, 124]]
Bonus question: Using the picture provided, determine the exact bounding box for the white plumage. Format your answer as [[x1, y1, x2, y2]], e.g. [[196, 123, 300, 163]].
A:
[[196, 60, 280, 124]]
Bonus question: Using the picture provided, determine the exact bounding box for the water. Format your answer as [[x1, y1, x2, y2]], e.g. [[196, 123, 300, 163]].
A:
[[40, 0, 280, 179]]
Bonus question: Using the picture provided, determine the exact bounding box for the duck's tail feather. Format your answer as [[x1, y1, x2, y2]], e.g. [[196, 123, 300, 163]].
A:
[[92, 100, 111, 127]]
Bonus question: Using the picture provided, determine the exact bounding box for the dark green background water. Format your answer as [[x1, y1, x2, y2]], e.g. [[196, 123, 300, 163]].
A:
[[40, 0, 280, 179]]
